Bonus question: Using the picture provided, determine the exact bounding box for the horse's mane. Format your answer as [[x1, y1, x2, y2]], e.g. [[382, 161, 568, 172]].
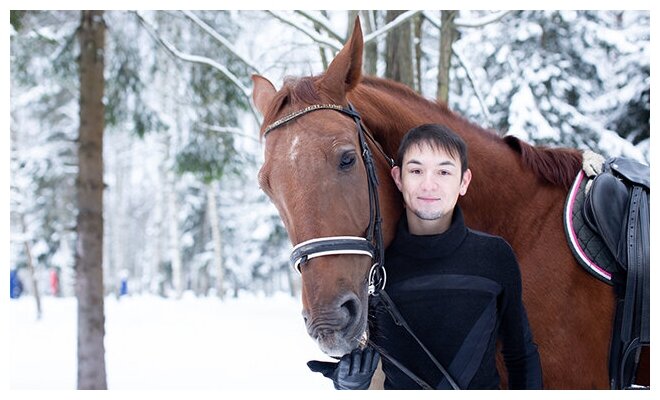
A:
[[503, 136, 582, 190], [262, 74, 582, 190]]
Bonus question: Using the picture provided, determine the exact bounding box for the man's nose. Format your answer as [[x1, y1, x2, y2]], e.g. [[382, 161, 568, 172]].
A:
[[420, 174, 438, 191]]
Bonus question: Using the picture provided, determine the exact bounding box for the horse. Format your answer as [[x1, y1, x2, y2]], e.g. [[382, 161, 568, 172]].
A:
[[252, 19, 646, 389]]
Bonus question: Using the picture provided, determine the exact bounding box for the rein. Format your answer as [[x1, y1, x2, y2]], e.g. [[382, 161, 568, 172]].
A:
[[263, 103, 459, 390]]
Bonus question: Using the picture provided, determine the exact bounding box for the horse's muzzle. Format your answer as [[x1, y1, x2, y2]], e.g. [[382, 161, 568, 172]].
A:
[[303, 292, 367, 357]]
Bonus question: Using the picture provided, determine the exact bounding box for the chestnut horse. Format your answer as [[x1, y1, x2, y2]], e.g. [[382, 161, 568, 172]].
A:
[[252, 20, 641, 389]]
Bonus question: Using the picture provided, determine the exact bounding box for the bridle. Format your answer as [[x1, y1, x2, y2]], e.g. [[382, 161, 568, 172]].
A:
[[263, 102, 390, 295], [262, 102, 460, 390]]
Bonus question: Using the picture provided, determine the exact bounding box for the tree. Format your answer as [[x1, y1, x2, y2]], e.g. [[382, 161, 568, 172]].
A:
[[450, 10, 648, 161], [75, 10, 107, 389], [384, 10, 414, 88], [437, 10, 458, 102]]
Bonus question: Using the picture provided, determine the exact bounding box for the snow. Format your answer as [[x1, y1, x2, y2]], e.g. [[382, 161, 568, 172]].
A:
[[9, 292, 335, 391]]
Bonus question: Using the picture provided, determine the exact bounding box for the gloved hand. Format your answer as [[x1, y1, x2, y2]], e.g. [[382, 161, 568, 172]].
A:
[[307, 346, 380, 390]]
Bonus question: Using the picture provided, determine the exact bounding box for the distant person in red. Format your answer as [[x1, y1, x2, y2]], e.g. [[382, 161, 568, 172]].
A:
[[49, 268, 60, 297]]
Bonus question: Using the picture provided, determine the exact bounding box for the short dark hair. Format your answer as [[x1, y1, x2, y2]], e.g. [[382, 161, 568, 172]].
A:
[[396, 124, 469, 176]]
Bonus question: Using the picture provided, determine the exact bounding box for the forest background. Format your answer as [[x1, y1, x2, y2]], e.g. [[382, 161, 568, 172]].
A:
[[6, 8, 650, 390]]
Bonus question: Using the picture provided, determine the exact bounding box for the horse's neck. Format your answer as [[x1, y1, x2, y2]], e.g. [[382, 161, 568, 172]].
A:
[[352, 80, 553, 237]]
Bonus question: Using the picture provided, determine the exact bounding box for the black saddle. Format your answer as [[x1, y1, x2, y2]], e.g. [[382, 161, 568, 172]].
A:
[[583, 158, 649, 270], [580, 157, 650, 389]]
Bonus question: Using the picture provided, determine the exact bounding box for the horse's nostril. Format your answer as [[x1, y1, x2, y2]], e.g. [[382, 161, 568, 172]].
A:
[[340, 295, 359, 321]]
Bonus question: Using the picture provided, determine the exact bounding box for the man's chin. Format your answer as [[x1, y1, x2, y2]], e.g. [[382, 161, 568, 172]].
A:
[[411, 208, 445, 221]]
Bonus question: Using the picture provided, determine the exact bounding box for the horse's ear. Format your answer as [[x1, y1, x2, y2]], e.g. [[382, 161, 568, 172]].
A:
[[251, 74, 277, 116], [322, 15, 363, 101]]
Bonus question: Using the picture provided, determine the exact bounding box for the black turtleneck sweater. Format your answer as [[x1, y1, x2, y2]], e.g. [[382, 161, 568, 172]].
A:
[[371, 206, 542, 389]]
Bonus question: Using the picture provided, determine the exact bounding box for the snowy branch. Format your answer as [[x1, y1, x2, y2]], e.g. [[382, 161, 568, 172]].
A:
[[422, 10, 511, 29], [134, 11, 261, 124], [266, 10, 344, 52], [181, 10, 262, 75], [294, 10, 345, 43], [194, 122, 260, 143], [455, 11, 512, 28], [452, 45, 493, 129], [363, 10, 422, 45]]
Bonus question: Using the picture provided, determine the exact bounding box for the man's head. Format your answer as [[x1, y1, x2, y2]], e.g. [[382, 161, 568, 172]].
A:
[[391, 124, 472, 235]]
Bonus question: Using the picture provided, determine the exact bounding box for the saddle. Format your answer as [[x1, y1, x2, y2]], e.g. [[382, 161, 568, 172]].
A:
[[564, 154, 650, 389]]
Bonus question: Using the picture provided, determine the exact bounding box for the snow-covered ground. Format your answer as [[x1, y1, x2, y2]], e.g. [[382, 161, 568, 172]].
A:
[[9, 292, 335, 391]]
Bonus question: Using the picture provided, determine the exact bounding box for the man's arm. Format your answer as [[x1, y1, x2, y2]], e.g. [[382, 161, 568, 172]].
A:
[[497, 242, 543, 389]]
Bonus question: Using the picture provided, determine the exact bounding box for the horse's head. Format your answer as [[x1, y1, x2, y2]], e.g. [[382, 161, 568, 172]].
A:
[[252, 20, 380, 357]]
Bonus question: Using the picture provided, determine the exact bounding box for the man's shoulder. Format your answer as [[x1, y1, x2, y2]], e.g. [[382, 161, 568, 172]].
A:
[[465, 228, 515, 256], [466, 228, 507, 244]]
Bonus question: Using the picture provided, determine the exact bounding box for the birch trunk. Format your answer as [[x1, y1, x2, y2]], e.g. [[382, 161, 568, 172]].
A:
[[206, 181, 224, 299], [75, 10, 107, 390]]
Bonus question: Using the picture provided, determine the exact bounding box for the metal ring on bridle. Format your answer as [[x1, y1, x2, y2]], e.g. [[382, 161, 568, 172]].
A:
[[368, 263, 387, 295]]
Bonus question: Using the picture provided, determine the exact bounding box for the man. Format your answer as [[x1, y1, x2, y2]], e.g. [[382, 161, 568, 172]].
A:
[[309, 124, 542, 389]]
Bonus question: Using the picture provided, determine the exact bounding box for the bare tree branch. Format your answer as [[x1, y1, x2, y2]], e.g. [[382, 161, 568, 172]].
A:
[[363, 10, 421, 45], [182, 10, 262, 75], [294, 10, 344, 42], [266, 10, 343, 52], [134, 11, 261, 124], [452, 45, 493, 128], [423, 10, 511, 29]]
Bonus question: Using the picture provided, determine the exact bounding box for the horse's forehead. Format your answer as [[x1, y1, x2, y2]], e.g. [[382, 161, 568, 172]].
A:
[[267, 112, 356, 156]]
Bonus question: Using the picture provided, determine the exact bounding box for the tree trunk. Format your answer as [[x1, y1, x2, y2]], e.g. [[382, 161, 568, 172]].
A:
[[385, 10, 414, 88], [361, 10, 378, 75], [76, 10, 107, 390], [20, 213, 42, 320], [166, 166, 183, 298], [316, 10, 332, 69], [413, 14, 424, 94], [437, 10, 458, 103], [206, 181, 224, 299]]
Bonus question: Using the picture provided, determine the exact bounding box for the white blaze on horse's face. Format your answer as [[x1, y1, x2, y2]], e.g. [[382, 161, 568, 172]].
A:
[[288, 134, 301, 162]]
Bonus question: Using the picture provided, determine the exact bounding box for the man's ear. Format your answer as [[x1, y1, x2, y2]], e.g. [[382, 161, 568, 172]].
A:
[[459, 168, 472, 196], [391, 166, 403, 192]]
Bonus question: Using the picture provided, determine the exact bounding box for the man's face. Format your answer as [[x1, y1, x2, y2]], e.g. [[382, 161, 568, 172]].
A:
[[391, 143, 471, 229]]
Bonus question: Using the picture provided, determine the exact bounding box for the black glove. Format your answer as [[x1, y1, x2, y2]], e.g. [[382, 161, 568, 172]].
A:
[[307, 346, 380, 390]]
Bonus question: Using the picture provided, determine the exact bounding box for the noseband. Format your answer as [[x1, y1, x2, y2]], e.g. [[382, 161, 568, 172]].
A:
[[263, 103, 391, 295]]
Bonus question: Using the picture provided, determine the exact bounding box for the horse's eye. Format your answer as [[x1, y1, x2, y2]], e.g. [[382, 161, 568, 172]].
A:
[[339, 151, 357, 171]]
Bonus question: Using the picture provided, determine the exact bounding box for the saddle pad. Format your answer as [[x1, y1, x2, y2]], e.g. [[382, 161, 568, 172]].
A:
[[564, 171, 618, 285]]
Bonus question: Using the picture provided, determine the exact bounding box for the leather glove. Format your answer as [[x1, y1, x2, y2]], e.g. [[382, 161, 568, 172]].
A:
[[307, 346, 380, 390]]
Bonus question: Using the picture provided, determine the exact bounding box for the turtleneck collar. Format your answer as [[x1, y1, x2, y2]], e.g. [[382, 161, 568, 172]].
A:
[[391, 206, 468, 259]]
